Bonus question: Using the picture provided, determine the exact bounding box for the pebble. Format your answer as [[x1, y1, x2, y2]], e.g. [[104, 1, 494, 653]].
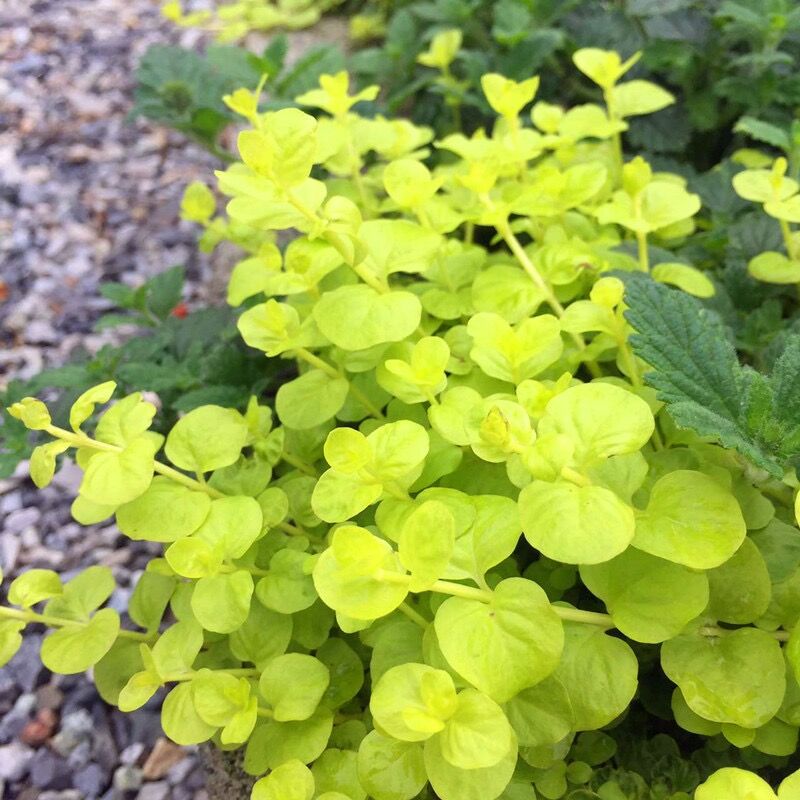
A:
[[142, 739, 186, 781], [36, 683, 65, 711], [20, 708, 58, 747], [73, 762, 108, 798], [0, 693, 36, 743], [0, 741, 34, 781], [0, 533, 22, 573], [50, 708, 95, 756], [28, 749, 71, 790], [113, 765, 143, 792], [137, 782, 171, 800], [120, 743, 145, 766], [0, 0, 322, 796], [3, 507, 40, 534]]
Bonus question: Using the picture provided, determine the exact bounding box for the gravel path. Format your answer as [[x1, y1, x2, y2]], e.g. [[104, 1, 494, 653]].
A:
[[0, 0, 226, 796]]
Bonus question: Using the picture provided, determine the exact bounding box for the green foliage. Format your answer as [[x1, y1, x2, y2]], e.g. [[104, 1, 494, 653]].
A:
[[0, 267, 280, 479], [149, 0, 800, 168], [623, 273, 800, 477], [132, 37, 345, 156], [7, 50, 800, 800], [162, 0, 346, 43]]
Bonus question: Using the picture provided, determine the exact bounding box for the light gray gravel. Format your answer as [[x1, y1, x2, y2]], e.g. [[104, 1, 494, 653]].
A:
[[0, 0, 227, 796]]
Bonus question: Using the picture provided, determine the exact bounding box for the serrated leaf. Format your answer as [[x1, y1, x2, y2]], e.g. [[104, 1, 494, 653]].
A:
[[622, 273, 783, 476], [735, 116, 791, 151]]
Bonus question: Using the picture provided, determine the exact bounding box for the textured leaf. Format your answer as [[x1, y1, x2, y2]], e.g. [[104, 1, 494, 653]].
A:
[[622, 274, 783, 475]]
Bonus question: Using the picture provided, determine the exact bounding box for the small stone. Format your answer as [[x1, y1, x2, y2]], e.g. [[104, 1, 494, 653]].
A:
[[129, 709, 163, 747], [36, 683, 65, 711], [0, 672, 18, 709], [24, 319, 58, 344], [40, 792, 82, 800], [50, 459, 83, 494], [0, 740, 34, 781], [0, 492, 23, 514], [113, 764, 143, 792], [142, 738, 186, 781], [92, 724, 118, 773], [29, 748, 71, 790], [73, 762, 108, 798], [0, 532, 21, 573], [20, 707, 58, 746], [3, 506, 41, 534], [166, 755, 194, 786], [59, 684, 98, 718], [0, 692, 36, 742], [137, 781, 171, 800], [51, 708, 94, 756], [4, 636, 43, 693], [120, 742, 145, 765], [66, 738, 92, 769]]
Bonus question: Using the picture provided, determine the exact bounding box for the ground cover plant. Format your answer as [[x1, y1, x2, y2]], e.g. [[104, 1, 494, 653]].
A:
[[5, 48, 800, 800], [140, 0, 800, 164], [0, 266, 281, 478]]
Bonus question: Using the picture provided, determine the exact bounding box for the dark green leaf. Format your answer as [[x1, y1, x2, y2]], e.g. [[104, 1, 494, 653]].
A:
[[621, 273, 783, 475]]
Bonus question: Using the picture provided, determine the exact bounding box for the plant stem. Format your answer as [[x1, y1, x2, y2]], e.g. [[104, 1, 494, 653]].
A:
[[44, 425, 226, 500], [284, 190, 389, 294], [0, 605, 153, 642], [495, 220, 602, 378], [281, 452, 318, 477], [293, 348, 386, 420], [163, 668, 261, 683], [780, 217, 798, 261], [496, 220, 565, 315], [560, 466, 591, 487], [553, 605, 614, 628], [278, 521, 307, 537], [374, 572, 793, 643], [398, 601, 429, 628], [700, 624, 790, 642], [636, 231, 650, 272]]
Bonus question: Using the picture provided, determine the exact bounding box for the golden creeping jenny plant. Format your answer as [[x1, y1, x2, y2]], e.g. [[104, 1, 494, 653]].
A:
[[6, 52, 800, 799]]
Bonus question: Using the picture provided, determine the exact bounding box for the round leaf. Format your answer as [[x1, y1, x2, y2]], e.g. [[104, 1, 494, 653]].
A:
[[553, 623, 638, 730], [633, 470, 746, 568], [520, 481, 635, 565], [438, 689, 513, 769], [313, 525, 408, 620], [276, 370, 350, 430], [538, 382, 654, 465], [40, 608, 120, 675], [191, 570, 253, 634], [695, 768, 776, 800], [165, 405, 248, 473], [423, 729, 517, 800], [580, 548, 709, 643], [434, 577, 564, 702], [314, 285, 422, 351], [707, 538, 772, 624], [251, 759, 315, 800], [357, 731, 426, 800], [661, 628, 786, 728], [370, 663, 457, 742], [116, 477, 211, 543], [260, 653, 330, 721]]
